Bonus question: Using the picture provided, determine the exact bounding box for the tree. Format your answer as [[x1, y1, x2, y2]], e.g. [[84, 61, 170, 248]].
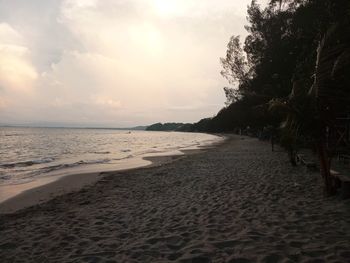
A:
[[268, 0, 350, 196], [312, 19, 350, 196], [218, 0, 350, 196], [269, 79, 317, 166], [220, 36, 250, 86], [220, 35, 251, 105], [200, 1, 350, 196]]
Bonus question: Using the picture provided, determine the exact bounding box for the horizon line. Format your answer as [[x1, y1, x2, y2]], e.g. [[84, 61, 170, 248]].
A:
[[0, 124, 149, 130]]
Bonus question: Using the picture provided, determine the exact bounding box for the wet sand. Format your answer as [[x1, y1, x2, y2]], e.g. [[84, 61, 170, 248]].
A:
[[1, 135, 349, 262], [0, 155, 184, 214]]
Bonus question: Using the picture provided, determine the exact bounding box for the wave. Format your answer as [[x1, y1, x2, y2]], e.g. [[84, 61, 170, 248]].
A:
[[4, 133, 23, 137], [113, 154, 134, 161], [77, 159, 111, 165], [0, 172, 10, 181], [38, 158, 112, 173], [93, 151, 111, 154], [0, 157, 55, 169], [0, 129, 222, 186]]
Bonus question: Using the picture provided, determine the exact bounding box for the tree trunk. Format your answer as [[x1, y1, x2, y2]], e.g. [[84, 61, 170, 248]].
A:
[[316, 142, 336, 196], [289, 149, 297, 166]]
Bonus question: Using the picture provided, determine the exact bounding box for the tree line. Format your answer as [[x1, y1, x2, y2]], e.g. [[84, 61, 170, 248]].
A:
[[179, 0, 350, 196]]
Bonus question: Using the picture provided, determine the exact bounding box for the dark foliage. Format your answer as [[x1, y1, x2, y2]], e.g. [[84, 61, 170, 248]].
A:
[[146, 123, 191, 132], [195, 0, 350, 138]]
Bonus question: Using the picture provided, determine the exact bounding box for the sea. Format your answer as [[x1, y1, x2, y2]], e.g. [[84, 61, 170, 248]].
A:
[[0, 127, 223, 188]]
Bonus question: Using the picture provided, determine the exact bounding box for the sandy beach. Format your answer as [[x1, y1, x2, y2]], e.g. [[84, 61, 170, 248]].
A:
[[0, 154, 190, 214], [1, 135, 350, 262]]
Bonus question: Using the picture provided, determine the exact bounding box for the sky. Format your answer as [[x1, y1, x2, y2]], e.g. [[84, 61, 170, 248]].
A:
[[0, 0, 266, 127]]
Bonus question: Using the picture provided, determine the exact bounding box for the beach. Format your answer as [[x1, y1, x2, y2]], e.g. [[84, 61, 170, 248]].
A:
[[0, 127, 222, 206], [1, 135, 350, 262]]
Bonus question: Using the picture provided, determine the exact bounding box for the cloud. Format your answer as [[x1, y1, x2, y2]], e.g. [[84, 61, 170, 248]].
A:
[[0, 0, 81, 71], [0, 0, 266, 127], [0, 23, 38, 92]]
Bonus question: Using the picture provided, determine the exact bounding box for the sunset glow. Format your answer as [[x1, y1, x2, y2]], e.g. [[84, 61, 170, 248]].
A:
[[0, 0, 264, 127], [153, 0, 181, 16]]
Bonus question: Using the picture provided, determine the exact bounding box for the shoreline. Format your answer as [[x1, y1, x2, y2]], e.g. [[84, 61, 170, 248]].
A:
[[0, 135, 228, 214], [2, 135, 349, 262]]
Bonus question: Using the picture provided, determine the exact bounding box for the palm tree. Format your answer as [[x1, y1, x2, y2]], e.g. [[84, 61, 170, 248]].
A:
[[269, 79, 317, 166], [270, 20, 350, 196], [313, 21, 350, 196]]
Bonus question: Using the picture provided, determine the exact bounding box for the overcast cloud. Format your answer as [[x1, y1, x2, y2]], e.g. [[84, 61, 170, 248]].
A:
[[0, 0, 266, 127]]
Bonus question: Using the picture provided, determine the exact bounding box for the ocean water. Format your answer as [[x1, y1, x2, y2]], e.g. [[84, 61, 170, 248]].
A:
[[0, 127, 222, 187]]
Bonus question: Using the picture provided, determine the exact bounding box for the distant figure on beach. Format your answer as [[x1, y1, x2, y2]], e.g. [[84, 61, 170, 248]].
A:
[[262, 125, 276, 151], [271, 133, 275, 152]]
